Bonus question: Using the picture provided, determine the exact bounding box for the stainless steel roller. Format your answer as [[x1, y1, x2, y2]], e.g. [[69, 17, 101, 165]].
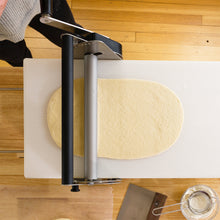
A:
[[84, 54, 98, 180]]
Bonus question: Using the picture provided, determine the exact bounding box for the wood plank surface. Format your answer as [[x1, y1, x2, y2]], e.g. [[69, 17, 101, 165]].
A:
[[0, 153, 23, 176], [0, 91, 23, 141], [0, 60, 11, 67], [0, 67, 23, 88], [1, 0, 220, 219], [203, 15, 220, 26], [0, 140, 23, 151], [77, 19, 220, 34], [136, 32, 219, 46], [71, 0, 220, 16], [0, 184, 113, 220], [73, 9, 202, 25]]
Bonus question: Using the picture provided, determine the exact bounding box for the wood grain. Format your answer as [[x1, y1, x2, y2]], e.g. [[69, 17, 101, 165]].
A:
[[0, 140, 23, 151], [136, 32, 220, 46], [203, 15, 220, 26], [0, 184, 113, 220], [25, 38, 57, 49], [123, 52, 220, 61], [0, 67, 23, 88], [71, 0, 220, 16], [0, 91, 23, 141], [73, 9, 202, 25], [0, 153, 23, 175], [25, 26, 45, 38], [0, 175, 61, 186], [67, 0, 71, 8], [77, 19, 220, 34], [113, 0, 220, 6], [30, 48, 61, 58], [1, 0, 220, 219], [0, 60, 11, 67]]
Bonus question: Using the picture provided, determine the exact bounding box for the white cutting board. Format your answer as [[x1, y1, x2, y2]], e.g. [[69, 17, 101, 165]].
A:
[[24, 59, 220, 178]]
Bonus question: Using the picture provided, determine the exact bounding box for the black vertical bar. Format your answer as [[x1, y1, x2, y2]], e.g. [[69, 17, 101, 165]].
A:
[[62, 34, 73, 185], [40, 0, 53, 15]]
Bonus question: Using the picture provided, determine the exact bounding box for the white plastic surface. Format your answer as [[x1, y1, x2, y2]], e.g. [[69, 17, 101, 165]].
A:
[[24, 59, 220, 178]]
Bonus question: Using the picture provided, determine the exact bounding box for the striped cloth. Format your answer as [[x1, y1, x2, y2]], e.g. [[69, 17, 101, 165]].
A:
[[0, 0, 40, 43]]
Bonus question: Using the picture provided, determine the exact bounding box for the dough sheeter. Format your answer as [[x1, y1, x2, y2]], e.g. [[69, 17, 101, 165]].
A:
[[40, 0, 122, 191]]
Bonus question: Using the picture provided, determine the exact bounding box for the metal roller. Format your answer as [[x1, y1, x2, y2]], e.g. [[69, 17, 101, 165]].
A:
[[84, 54, 98, 180]]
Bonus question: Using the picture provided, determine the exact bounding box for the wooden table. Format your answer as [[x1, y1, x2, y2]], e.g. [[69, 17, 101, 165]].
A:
[[1, 0, 220, 219]]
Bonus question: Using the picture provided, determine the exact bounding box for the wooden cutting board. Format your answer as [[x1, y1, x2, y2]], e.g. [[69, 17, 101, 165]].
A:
[[24, 59, 220, 178]]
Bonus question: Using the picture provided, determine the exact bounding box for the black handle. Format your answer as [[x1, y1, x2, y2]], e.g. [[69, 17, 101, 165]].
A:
[[62, 34, 74, 185], [40, 0, 53, 15]]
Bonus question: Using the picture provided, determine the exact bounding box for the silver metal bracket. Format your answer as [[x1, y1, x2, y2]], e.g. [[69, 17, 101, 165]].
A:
[[72, 178, 121, 186], [40, 14, 92, 42], [74, 40, 122, 60]]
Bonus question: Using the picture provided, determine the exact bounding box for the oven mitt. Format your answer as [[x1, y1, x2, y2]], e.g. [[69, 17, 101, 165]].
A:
[[0, 40, 32, 67], [0, 0, 81, 67], [117, 184, 167, 220], [29, 0, 82, 47]]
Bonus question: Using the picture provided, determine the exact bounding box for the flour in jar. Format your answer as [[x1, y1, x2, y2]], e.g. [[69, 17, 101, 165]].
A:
[[189, 192, 211, 213]]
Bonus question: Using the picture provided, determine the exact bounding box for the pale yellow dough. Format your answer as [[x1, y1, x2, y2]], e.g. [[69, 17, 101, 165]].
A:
[[47, 79, 183, 159]]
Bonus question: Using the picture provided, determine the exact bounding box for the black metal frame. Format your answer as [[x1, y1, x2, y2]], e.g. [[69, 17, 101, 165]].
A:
[[41, 0, 80, 191], [61, 34, 74, 185], [40, 0, 53, 15]]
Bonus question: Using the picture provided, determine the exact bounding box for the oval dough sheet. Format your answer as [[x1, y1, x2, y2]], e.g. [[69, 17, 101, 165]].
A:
[[47, 78, 183, 159]]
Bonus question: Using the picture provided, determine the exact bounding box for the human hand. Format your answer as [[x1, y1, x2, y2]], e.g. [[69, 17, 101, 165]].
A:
[[0, 0, 8, 17]]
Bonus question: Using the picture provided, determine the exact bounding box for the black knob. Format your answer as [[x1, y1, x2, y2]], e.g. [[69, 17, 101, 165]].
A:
[[71, 185, 80, 192]]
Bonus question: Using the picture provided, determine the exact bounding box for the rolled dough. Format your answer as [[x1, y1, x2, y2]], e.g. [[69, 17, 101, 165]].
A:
[[47, 79, 183, 159]]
